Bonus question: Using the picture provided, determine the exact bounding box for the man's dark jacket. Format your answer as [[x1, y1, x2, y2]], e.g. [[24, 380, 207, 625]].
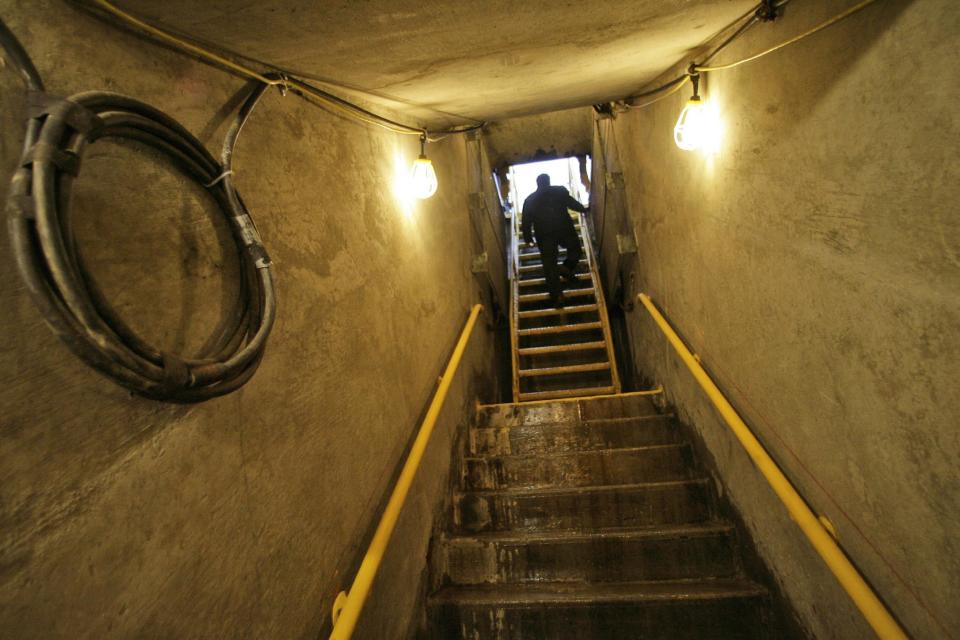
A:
[[521, 185, 587, 245]]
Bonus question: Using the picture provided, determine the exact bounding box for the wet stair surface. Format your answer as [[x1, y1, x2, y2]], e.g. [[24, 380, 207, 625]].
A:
[[510, 215, 621, 402], [426, 393, 793, 639]]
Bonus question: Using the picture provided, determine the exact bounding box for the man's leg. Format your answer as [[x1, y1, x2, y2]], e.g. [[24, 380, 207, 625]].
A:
[[537, 237, 563, 306], [559, 230, 583, 284]]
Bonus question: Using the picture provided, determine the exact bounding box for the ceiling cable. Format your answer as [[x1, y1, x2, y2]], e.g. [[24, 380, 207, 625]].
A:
[[696, 0, 881, 72], [626, 0, 880, 110], [87, 0, 275, 85], [624, 2, 760, 105], [626, 76, 690, 110], [82, 0, 483, 138], [699, 12, 760, 66]]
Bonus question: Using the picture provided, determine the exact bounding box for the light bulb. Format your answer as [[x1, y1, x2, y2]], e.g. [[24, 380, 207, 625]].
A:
[[674, 97, 724, 154], [674, 97, 708, 151], [409, 154, 438, 199]]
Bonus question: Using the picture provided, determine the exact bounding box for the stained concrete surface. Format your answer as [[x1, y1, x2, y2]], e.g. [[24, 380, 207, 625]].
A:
[[464, 132, 509, 315], [111, 0, 756, 126], [595, 0, 960, 637], [0, 1, 500, 637], [483, 107, 593, 172], [429, 396, 800, 639], [3, 0, 958, 637]]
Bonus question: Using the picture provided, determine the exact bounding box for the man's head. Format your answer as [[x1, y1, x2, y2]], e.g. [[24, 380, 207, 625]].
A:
[[536, 174, 550, 189]]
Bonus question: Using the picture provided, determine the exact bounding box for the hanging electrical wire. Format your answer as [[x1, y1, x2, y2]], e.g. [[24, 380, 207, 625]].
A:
[[622, 1, 761, 107], [75, 0, 484, 139], [1, 18, 276, 402], [623, 0, 876, 111], [696, 0, 880, 72], [626, 76, 691, 110]]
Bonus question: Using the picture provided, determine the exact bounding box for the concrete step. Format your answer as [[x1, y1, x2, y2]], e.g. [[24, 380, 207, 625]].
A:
[[436, 523, 739, 585], [471, 415, 676, 456], [454, 479, 713, 534], [463, 443, 694, 491], [429, 579, 772, 640], [476, 393, 659, 429]]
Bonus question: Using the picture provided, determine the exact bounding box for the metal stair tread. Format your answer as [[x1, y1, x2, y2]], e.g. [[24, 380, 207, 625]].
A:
[[518, 304, 598, 318], [458, 477, 710, 499], [519, 260, 587, 273], [516, 225, 580, 237], [520, 249, 573, 260], [519, 274, 591, 287], [518, 385, 617, 401], [429, 578, 768, 606], [518, 340, 606, 355], [519, 288, 594, 303], [440, 521, 736, 546], [519, 268, 588, 279], [519, 361, 611, 377], [517, 321, 602, 336]]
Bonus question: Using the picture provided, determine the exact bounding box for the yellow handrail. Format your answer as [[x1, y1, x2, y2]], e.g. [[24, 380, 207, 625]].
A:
[[329, 304, 484, 640], [637, 293, 908, 640]]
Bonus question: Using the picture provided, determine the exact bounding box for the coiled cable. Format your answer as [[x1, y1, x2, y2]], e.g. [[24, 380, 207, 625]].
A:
[[1, 19, 276, 402]]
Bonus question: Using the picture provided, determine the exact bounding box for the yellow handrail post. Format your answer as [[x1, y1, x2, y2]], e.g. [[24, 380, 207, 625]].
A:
[[329, 304, 484, 640], [637, 293, 908, 640]]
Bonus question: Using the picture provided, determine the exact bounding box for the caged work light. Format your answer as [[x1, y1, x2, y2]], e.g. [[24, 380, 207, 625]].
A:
[[673, 68, 722, 153], [410, 133, 438, 199]]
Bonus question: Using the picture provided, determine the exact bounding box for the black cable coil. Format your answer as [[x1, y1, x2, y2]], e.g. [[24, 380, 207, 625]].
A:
[[1, 19, 276, 402]]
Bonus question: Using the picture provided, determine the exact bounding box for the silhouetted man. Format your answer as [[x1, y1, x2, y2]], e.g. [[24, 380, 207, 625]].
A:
[[521, 174, 589, 308]]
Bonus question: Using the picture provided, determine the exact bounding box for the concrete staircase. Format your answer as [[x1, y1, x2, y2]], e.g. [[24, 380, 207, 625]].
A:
[[426, 393, 793, 639], [510, 214, 621, 402]]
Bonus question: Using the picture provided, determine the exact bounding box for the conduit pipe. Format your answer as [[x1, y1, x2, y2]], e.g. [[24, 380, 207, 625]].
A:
[[0, 19, 276, 402]]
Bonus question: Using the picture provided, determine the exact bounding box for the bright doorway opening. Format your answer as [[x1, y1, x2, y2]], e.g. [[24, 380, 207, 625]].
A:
[[506, 156, 590, 215]]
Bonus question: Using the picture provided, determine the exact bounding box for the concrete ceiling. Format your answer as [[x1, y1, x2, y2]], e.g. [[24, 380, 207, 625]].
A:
[[118, 0, 755, 127]]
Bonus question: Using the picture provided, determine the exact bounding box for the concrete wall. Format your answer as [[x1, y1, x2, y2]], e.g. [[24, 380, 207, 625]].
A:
[[599, 1, 959, 638], [0, 1, 500, 638], [465, 132, 509, 319], [483, 107, 594, 171]]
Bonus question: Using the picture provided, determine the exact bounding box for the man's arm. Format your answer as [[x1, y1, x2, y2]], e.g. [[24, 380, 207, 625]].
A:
[[565, 190, 588, 214], [521, 203, 534, 245]]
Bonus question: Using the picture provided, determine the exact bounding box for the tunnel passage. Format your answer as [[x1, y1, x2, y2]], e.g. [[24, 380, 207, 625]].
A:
[[1, 1, 956, 639]]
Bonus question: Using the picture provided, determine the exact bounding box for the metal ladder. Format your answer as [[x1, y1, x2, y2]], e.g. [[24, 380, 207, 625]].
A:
[[509, 211, 621, 402]]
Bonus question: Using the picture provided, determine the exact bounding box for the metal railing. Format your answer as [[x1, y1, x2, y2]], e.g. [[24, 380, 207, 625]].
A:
[[508, 206, 521, 401], [637, 293, 907, 640], [328, 304, 484, 640], [578, 212, 621, 394]]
